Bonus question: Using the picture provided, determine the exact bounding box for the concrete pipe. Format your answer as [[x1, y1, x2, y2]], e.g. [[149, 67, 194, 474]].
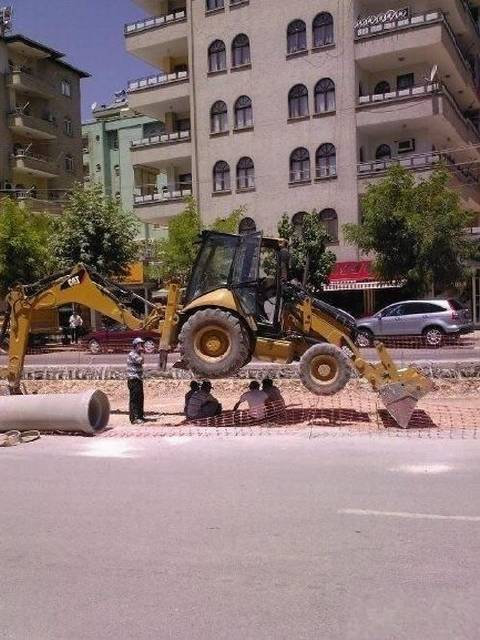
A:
[[0, 390, 110, 435]]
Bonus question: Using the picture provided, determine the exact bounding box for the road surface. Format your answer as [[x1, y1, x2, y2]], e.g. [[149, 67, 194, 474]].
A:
[[1, 432, 479, 639], [1, 343, 479, 368]]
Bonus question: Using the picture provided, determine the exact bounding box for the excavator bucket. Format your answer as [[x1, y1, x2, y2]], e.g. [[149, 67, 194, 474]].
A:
[[378, 372, 435, 428]]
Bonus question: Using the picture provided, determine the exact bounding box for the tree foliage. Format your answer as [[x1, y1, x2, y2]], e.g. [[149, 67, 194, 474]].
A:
[[275, 211, 336, 292], [150, 197, 245, 284], [0, 198, 56, 296], [343, 166, 474, 296], [53, 183, 139, 277]]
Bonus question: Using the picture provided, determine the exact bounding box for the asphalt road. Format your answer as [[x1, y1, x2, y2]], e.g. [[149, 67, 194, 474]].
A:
[[1, 343, 479, 368], [1, 433, 479, 640]]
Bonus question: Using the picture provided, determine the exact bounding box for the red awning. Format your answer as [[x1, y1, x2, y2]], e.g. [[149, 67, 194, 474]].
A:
[[328, 261, 374, 283], [324, 261, 404, 291]]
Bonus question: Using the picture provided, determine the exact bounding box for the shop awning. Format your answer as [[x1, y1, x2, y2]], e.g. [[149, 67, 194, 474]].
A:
[[323, 261, 404, 291]]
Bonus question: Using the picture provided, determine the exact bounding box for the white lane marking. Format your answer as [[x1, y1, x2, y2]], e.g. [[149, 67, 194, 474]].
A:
[[339, 509, 480, 522], [391, 464, 453, 474]]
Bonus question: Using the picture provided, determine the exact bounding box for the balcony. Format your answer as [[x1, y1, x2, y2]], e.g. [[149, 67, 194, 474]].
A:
[[7, 67, 56, 99], [357, 82, 480, 149], [131, 130, 191, 166], [8, 111, 57, 141], [125, 8, 187, 67], [127, 70, 190, 119], [133, 185, 192, 224], [355, 11, 478, 110], [11, 152, 59, 179], [0, 189, 67, 214]]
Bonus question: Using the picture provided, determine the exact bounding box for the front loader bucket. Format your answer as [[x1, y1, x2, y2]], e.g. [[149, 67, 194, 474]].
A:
[[378, 373, 434, 428]]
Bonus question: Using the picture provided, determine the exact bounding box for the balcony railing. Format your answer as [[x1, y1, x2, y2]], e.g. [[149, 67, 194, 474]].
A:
[[357, 151, 479, 183], [11, 150, 52, 165], [355, 10, 475, 80], [134, 185, 192, 205], [0, 188, 69, 212], [125, 8, 186, 34], [315, 165, 337, 179], [127, 69, 189, 92], [359, 81, 439, 105], [131, 130, 191, 149]]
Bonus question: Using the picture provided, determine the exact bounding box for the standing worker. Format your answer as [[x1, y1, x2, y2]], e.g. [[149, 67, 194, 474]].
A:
[[127, 337, 145, 424], [69, 309, 83, 344]]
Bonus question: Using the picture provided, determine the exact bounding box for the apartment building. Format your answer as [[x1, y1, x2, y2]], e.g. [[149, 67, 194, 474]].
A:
[[82, 94, 164, 239], [0, 33, 88, 214], [124, 0, 480, 313]]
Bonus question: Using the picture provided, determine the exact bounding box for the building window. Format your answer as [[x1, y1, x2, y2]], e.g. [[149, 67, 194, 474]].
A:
[[234, 95, 253, 128], [397, 73, 414, 91], [316, 143, 336, 178], [237, 157, 255, 189], [114, 164, 120, 177], [95, 134, 100, 142], [292, 211, 306, 232], [313, 12, 334, 47], [211, 100, 228, 132], [61, 79, 72, 97], [289, 84, 309, 118], [374, 81, 390, 95], [287, 20, 307, 54], [239, 217, 256, 233], [64, 117, 73, 136], [319, 208, 338, 243], [108, 131, 119, 150], [208, 40, 227, 72], [65, 154, 74, 173], [213, 160, 231, 192], [96, 163, 101, 172], [206, 0, 224, 9], [375, 144, 392, 160], [314, 78, 335, 113], [232, 33, 250, 67], [290, 147, 310, 183]]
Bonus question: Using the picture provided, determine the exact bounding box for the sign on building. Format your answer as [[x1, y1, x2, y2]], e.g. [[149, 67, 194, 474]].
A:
[[355, 8, 409, 30]]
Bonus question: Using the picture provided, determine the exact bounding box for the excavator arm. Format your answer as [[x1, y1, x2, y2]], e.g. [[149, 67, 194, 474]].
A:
[[2, 264, 181, 393]]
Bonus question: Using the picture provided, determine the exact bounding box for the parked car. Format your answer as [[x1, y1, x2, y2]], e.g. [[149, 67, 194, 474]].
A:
[[356, 299, 473, 347], [82, 325, 160, 354]]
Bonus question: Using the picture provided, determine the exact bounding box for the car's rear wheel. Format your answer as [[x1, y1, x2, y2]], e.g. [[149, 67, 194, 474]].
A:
[[143, 339, 156, 354], [423, 326, 444, 348], [356, 328, 373, 348], [88, 339, 102, 355]]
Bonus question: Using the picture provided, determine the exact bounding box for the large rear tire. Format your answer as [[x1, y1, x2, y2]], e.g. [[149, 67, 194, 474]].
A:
[[299, 343, 351, 396], [178, 309, 250, 378]]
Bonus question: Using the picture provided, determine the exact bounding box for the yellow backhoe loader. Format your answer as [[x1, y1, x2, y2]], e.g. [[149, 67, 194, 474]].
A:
[[0, 230, 433, 427]]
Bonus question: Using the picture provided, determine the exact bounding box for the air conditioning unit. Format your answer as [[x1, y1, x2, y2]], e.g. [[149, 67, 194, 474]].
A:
[[396, 138, 416, 154]]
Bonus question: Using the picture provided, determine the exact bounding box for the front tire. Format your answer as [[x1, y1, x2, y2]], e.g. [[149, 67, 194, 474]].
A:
[[423, 326, 444, 348], [299, 343, 352, 396], [178, 309, 250, 378]]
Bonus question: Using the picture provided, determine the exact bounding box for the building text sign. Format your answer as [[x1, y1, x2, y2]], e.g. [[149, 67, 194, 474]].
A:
[[355, 8, 409, 30]]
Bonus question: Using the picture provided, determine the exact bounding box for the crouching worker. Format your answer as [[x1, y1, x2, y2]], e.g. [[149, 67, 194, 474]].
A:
[[186, 381, 222, 420], [184, 381, 199, 416], [233, 380, 268, 420], [127, 337, 145, 424]]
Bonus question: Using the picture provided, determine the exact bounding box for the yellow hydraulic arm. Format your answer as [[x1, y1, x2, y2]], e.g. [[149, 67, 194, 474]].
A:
[[1, 264, 181, 393]]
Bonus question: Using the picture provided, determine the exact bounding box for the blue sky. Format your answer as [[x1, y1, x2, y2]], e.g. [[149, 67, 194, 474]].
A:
[[10, 0, 157, 120]]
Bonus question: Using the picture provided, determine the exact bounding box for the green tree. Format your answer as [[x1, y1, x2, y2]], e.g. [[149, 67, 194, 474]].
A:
[[0, 198, 56, 296], [150, 196, 245, 284], [343, 165, 473, 296], [53, 183, 139, 277], [275, 211, 336, 292]]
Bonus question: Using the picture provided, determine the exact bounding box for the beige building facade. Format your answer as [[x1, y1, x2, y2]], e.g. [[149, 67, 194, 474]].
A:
[[125, 0, 480, 265], [0, 34, 88, 214]]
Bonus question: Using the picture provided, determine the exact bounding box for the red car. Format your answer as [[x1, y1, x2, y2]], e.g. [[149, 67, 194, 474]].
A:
[[82, 325, 160, 354]]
